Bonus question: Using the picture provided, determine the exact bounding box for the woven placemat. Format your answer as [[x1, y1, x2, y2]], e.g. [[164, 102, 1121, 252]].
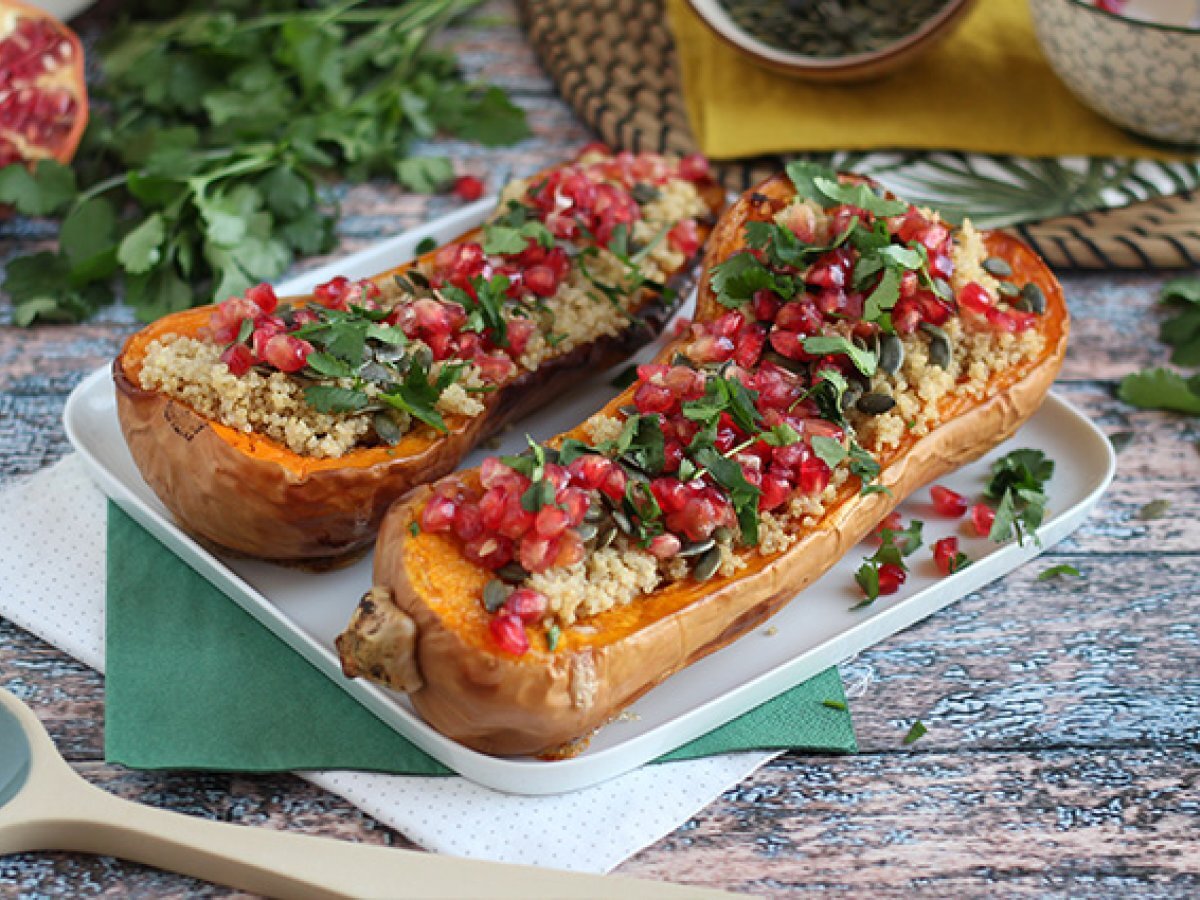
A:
[[516, 0, 1199, 269]]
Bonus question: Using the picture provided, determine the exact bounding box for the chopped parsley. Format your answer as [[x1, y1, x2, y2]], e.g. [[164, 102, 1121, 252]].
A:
[[985, 449, 1054, 546], [902, 720, 928, 745]]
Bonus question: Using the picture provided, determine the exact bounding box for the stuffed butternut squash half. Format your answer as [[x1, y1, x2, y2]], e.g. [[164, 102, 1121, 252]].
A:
[[339, 162, 1069, 758], [113, 148, 724, 561]]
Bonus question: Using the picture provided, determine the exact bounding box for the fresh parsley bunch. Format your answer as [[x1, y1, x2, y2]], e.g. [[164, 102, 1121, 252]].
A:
[[0, 0, 528, 326]]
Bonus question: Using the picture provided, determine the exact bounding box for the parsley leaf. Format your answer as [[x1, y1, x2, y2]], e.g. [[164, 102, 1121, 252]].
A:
[[0, 160, 76, 216], [482, 220, 555, 256], [1119, 368, 1200, 413], [801, 335, 878, 377], [985, 448, 1054, 545], [1037, 564, 1081, 581], [693, 446, 762, 545], [304, 385, 370, 414], [902, 721, 928, 745], [709, 251, 796, 308]]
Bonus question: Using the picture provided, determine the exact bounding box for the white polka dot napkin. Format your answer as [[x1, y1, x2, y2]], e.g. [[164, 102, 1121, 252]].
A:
[[0, 455, 776, 872]]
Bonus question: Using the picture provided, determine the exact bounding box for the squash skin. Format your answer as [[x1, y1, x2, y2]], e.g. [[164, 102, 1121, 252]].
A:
[[113, 171, 726, 562], [340, 173, 1070, 758]]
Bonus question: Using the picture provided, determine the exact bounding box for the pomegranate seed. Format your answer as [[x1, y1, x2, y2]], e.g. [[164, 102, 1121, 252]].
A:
[[930, 485, 969, 517], [579, 141, 611, 157], [751, 290, 782, 323], [534, 505, 571, 539], [453, 502, 484, 541], [874, 511, 903, 538], [453, 175, 485, 201], [933, 537, 964, 576], [769, 329, 807, 360], [420, 495, 457, 533], [262, 334, 311, 373], [555, 531, 586, 567], [503, 588, 548, 623], [245, 283, 278, 314], [600, 465, 628, 502], [220, 344, 254, 376], [648, 533, 683, 559], [519, 534, 559, 573], [496, 493, 536, 540], [634, 381, 675, 414], [959, 282, 993, 317], [775, 299, 822, 335], [797, 455, 831, 495], [463, 534, 514, 569], [679, 153, 710, 181], [523, 264, 559, 298], [557, 487, 590, 525], [877, 562, 907, 595], [489, 614, 529, 655], [760, 471, 792, 511], [506, 317, 537, 355], [970, 503, 996, 538], [668, 219, 700, 256], [313, 276, 350, 309]]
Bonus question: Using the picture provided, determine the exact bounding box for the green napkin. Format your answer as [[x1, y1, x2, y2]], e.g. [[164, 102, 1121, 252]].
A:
[[105, 503, 856, 773]]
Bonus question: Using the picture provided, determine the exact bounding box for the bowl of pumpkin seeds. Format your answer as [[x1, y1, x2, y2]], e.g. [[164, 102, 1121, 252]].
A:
[[685, 0, 976, 82]]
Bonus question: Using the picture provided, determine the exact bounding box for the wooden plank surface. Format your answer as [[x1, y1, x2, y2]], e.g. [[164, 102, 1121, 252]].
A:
[[2, 1, 1199, 896]]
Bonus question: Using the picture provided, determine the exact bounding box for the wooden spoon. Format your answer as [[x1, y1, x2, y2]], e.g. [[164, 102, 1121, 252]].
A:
[[0, 689, 728, 899]]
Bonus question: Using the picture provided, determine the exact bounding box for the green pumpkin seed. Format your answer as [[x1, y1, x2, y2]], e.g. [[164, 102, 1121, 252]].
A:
[[692, 545, 722, 582], [483, 579, 510, 613], [584, 503, 607, 523], [1019, 282, 1046, 314], [612, 510, 633, 535], [878, 332, 904, 376], [841, 381, 864, 412], [496, 563, 529, 584], [575, 521, 599, 543], [920, 322, 952, 369], [762, 350, 806, 373], [932, 277, 954, 300], [997, 280, 1020, 297], [411, 345, 433, 371], [619, 404, 638, 416], [373, 412, 403, 445], [982, 256, 1013, 278], [596, 523, 618, 549], [679, 537, 716, 558], [856, 392, 896, 415], [714, 526, 734, 544]]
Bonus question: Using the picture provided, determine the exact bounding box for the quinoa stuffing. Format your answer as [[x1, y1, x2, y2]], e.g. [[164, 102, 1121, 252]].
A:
[[136, 148, 715, 458], [413, 161, 1056, 658]]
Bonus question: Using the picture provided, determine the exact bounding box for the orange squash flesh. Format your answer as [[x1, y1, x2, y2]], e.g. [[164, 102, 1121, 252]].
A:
[[114, 170, 726, 562], [341, 174, 1069, 757]]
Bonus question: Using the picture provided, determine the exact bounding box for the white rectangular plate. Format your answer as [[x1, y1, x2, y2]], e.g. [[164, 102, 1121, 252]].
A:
[[64, 205, 1115, 794]]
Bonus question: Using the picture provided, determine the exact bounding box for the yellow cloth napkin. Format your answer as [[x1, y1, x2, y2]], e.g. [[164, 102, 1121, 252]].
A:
[[667, 0, 1183, 160]]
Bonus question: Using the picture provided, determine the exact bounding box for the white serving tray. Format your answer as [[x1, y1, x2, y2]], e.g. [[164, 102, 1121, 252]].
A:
[[64, 203, 1116, 794]]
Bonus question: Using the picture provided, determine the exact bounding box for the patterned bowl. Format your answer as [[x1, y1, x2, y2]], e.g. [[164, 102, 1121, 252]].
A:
[[683, 0, 976, 83], [1029, 0, 1200, 147]]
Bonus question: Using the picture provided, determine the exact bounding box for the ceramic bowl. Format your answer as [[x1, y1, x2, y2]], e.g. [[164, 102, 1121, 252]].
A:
[[683, 0, 976, 83], [1029, 0, 1200, 147]]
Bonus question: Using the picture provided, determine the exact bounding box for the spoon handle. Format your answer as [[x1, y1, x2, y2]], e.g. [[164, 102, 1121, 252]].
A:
[[40, 777, 720, 900]]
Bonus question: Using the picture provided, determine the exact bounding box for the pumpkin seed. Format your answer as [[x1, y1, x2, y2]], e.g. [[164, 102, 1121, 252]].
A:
[[483, 579, 510, 613], [856, 392, 896, 415], [541, 446, 560, 464], [632, 182, 662, 204], [714, 526, 734, 544], [584, 503, 607, 523], [360, 361, 393, 383], [997, 280, 1020, 297], [411, 345, 433, 371], [920, 322, 952, 369], [841, 381, 864, 412], [878, 332, 904, 375], [596, 523, 618, 549], [932, 277, 954, 300], [679, 537, 716, 558], [982, 256, 1013, 278], [575, 521, 599, 543], [762, 350, 805, 373], [374, 344, 406, 364], [612, 509, 634, 535], [1019, 282, 1046, 314], [692, 546, 722, 582], [496, 563, 529, 584], [373, 412, 403, 445], [619, 404, 638, 416]]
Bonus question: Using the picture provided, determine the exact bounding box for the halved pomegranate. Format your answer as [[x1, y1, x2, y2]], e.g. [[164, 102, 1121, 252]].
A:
[[0, 0, 87, 170]]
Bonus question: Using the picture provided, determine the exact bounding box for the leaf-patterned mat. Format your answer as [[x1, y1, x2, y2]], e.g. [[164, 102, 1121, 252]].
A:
[[517, 0, 1200, 269]]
